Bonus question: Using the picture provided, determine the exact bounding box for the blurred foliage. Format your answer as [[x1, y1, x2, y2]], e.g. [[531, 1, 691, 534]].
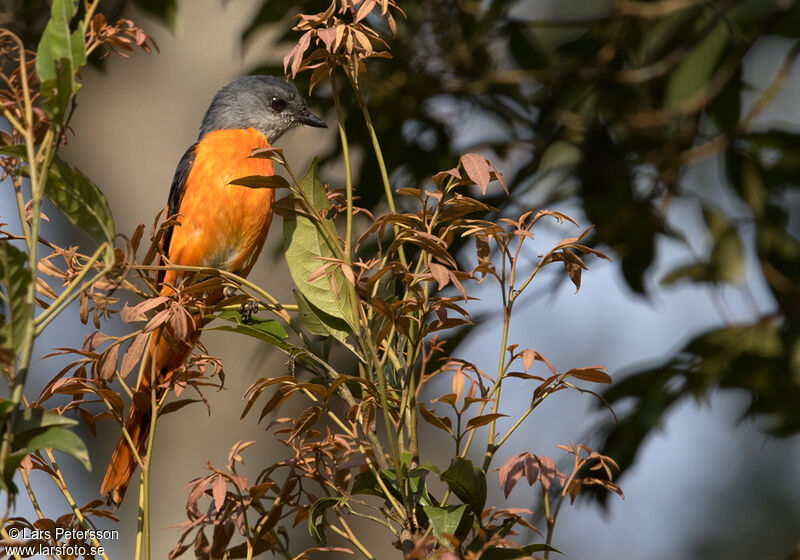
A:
[[6, 0, 799, 499]]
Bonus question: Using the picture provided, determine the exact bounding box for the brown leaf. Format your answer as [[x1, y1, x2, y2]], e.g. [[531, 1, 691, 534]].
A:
[[538, 455, 558, 493], [228, 175, 291, 189], [212, 476, 227, 511], [465, 413, 507, 430], [187, 477, 211, 510], [79, 291, 89, 324], [144, 308, 172, 333], [227, 440, 255, 471], [341, 263, 355, 284], [566, 366, 612, 384], [35, 277, 57, 299], [354, 0, 376, 22], [121, 296, 169, 323], [37, 257, 65, 278], [475, 235, 491, 264], [83, 330, 112, 352], [432, 167, 460, 187], [498, 454, 525, 499], [317, 27, 337, 51], [160, 399, 201, 415], [249, 146, 286, 165], [284, 30, 312, 78], [418, 403, 453, 436], [451, 371, 465, 401], [309, 64, 329, 93], [460, 153, 491, 194], [120, 333, 149, 378], [429, 262, 450, 289], [521, 349, 556, 374], [98, 344, 119, 380], [288, 406, 323, 442], [523, 454, 539, 486]]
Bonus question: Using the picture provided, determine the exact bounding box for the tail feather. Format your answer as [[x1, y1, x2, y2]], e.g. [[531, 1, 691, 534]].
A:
[[101, 285, 215, 507], [100, 322, 198, 507], [100, 403, 150, 507]]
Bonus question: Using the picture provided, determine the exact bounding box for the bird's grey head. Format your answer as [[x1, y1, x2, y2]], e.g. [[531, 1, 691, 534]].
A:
[[199, 75, 327, 142]]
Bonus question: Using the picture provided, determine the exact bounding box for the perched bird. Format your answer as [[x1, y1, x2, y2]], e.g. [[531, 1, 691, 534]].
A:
[[100, 76, 327, 506]]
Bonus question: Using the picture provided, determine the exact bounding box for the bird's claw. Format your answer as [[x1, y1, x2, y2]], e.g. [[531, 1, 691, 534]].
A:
[[240, 299, 259, 323]]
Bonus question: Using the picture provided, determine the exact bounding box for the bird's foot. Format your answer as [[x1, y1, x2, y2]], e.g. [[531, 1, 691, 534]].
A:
[[239, 299, 259, 323]]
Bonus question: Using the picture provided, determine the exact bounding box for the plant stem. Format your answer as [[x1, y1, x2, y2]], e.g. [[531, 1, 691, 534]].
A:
[[135, 479, 144, 560], [333, 515, 375, 560], [482, 306, 511, 471], [44, 450, 111, 560], [344, 69, 407, 268], [329, 66, 355, 264], [141, 333, 161, 560], [0, 120, 54, 477]]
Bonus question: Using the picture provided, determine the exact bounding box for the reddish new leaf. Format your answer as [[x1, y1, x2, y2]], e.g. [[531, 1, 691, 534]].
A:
[[120, 332, 149, 378], [97, 344, 119, 380], [465, 413, 508, 430], [460, 153, 491, 194], [566, 366, 612, 384], [212, 476, 227, 512]]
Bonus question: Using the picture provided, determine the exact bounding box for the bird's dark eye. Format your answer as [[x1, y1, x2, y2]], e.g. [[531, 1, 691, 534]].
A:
[[270, 97, 287, 113]]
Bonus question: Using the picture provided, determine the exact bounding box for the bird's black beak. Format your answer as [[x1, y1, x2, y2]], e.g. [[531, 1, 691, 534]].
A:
[[296, 111, 327, 128]]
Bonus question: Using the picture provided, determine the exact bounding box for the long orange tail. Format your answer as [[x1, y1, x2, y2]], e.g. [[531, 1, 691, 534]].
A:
[[100, 318, 199, 507], [100, 395, 150, 507]]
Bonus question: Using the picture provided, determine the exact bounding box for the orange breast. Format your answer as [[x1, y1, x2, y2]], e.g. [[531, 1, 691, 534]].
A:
[[162, 128, 275, 289]]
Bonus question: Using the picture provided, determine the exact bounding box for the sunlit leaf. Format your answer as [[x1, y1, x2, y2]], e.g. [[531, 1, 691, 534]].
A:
[[205, 310, 288, 350], [46, 156, 115, 247], [36, 0, 86, 119], [422, 504, 468, 538], [283, 158, 357, 329]]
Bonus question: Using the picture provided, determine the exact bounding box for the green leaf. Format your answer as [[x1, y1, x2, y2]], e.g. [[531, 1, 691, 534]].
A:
[[0, 150, 114, 249], [294, 289, 350, 343], [702, 209, 745, 284], [36, 0, 86, 119], [0, 242, 32, 358], [351, 470, 385, 498], [283, 158, 356, 330], [661, 263, 712, 285], [422, 504, 468, 538], [308, 496, 343, 544], [205, 310, 288, 349], [12, 425, 91, 471], [664, 20, 728, 109], [13, 407, 78, 434], [441, 457, 487, 517], [480, 543, 563, 560], [46, 156, 115, 247]]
